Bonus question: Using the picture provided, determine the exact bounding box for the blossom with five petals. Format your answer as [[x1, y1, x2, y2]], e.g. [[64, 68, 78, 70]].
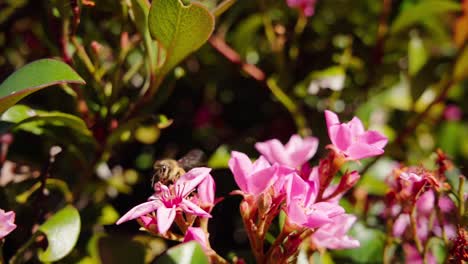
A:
[[255, 134, 319, 169], [116, 167, 212, 234], [229, 151, 278, 196], [284, 173, 344, 229], [325, 110, 388, 160]]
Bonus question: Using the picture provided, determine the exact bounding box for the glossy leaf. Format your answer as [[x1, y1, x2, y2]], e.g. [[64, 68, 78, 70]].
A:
[[38, 205, 81, 262], [156, 241, 209, 264], [0, 59, 85, 114], [148, 0, 215, 75]]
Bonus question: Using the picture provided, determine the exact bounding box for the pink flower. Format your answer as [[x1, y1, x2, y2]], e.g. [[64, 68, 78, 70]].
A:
[[116, 168, 212, 234], [255, 134, 318, 169], [284, 174, 344, 229], [325, 110, 388, 160], [229, 151, 278, 196], [0, 209, 16, 239], [286, 0, 317, 17], [311, 214, 360, 249], [183, 227, 210, 251]]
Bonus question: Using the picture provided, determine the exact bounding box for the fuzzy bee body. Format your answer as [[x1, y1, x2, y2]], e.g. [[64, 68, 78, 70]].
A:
[[151, 149, 205, 187]]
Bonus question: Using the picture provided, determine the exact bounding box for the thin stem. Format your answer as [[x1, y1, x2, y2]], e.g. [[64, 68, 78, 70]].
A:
[[457, 176, 465, 221], [410, 206, 424, 254], [212, 0, 237, 18], [9, 232, 41, 264], [266, 78, 309, 136]]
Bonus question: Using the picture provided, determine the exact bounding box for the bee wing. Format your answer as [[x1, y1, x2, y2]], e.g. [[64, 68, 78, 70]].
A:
[[177, 149, 205, 170]]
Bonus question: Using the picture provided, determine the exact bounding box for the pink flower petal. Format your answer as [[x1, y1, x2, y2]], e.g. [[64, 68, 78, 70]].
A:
[[229, 151, 253, 192], [247, 164, 278, 195], [346, 142, 383, 160], [157, 206, 176, 234], [178, 167, 211, 197], [116, 201, 161, 225], [197, 174, 215, 205], [183, 227, 209, 250], [0, 209, 16, 239], [181, 199, 211, 218]]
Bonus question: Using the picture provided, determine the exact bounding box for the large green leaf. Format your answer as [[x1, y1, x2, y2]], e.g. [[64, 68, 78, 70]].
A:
[[38, 205, 81, 262], [391, 0, 460, 34], [1, 105, 91, 136], [0, 59, 85, 114], [156, 241, 209, 264], [148, 0, 215, 75]]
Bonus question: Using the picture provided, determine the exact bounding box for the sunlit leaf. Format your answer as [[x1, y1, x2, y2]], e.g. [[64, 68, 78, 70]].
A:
[[38, 205, 81, 262], [148, 0, 215, 75], [156, 241, 209, 264], [0, 59, 85, 114]]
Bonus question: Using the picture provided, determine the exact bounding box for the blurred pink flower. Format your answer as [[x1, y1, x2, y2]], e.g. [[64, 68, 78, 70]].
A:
[[255, 134, 319, 169], [284, 173, 344, 229], [325, 110, 388, 160], [403, 244, 436, 264], [116, 168, 212, 234], [443, 105, 462, 121], [0, 209, 16, 239], [229, 151, 278, 196], [183, 227, 210, 251], [286, 0, 317, 17], [311, 214, 360, 249]]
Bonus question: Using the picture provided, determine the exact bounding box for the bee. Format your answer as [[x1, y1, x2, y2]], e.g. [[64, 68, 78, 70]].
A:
[[151, 149, 205, 187]]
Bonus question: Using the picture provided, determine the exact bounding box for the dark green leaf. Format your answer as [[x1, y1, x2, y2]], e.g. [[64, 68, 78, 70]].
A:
[[0, 59, 85, 114], [38, 205, 81, 262]]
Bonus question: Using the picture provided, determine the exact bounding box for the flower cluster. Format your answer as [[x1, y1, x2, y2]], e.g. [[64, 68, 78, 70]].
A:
[[384, 150, 466, 263], [229, 110, 387, 262], [116, 110, 388, 263]]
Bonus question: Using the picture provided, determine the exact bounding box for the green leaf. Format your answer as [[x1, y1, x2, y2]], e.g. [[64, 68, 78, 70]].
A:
[[157, 241, 209, 264], [16, 178, 73, 204], [207, 145, 230, 169], [2, 105, 91, 137], [391, 0, 460, 34], [0, 59, 85, 114], [38, 205, 81, 262], [148, 0, 215, 75], [408, 33, 428, 76]]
